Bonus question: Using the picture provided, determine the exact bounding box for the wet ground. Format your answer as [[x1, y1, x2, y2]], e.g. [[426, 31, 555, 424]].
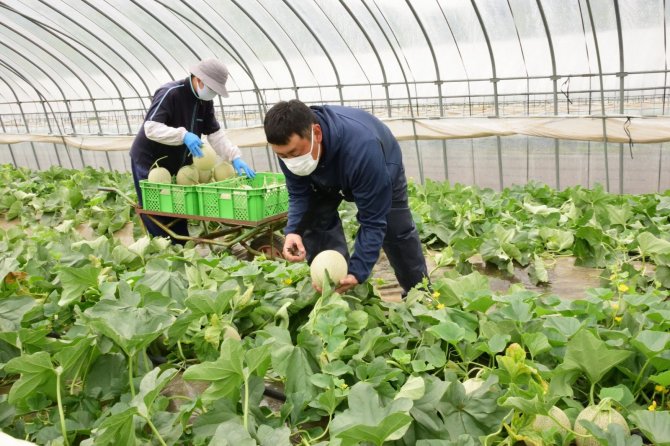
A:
[[372, 250, 604, 301]]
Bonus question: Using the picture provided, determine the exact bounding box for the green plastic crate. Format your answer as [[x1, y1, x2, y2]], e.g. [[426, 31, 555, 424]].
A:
[[139, 180, 200, 215], [196, 172, 288, 221]]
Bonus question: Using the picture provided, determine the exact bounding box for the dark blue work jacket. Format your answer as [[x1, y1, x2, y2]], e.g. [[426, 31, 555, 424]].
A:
[[279, 105, 407, 283], [130, 77, 220, 174]]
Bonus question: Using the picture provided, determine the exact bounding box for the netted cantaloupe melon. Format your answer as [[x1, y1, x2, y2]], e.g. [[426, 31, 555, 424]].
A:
[[193, 143, 217, 171], [310, 250, 348, 288], [176, 164, 199, 185]]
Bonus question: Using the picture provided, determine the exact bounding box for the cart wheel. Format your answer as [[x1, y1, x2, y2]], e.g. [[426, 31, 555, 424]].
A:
[[248, 233, 285, 260]]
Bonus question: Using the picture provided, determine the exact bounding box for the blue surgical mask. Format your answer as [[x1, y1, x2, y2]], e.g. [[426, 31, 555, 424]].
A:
[[283, 126, 320, 176]]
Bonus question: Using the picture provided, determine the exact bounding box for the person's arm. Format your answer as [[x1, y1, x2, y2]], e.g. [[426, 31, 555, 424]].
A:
[[144, 121, 187, 145], [206, 128, 242, 161], [347, 140, 392, 285], [203, 103, 254, 176], [144, 87, 202, 156]]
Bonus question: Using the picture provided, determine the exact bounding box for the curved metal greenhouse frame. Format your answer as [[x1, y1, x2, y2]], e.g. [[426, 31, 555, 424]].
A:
[[1, 0, 669, 193]]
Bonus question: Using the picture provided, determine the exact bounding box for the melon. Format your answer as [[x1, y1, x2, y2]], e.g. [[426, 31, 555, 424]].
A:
[[193, 143, 217, 171], [523, 406, 571, 445], [310, 250, 348, 288], [176, 164, 199, 185], [575, 405, 629, 446], [147, 166, 171, 184], [198, 169, 212, 183], [213, 160, 236, 181]]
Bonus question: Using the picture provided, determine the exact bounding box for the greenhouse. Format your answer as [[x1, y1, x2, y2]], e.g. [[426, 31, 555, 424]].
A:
[[1, 0, 670, 445]]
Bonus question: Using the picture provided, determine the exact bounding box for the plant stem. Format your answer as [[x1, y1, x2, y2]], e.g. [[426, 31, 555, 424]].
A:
[[589, 381, 595, 406], [633, 358, 651, 398], [55, 367, 70, 446], [143, 415, 168, 446], [308, 414, 332, 443], [243, 377, 250, 431], [128, 353, 136, 398]]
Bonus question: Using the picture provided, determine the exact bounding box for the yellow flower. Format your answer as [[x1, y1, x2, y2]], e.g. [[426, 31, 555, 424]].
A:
[[432, 291, 441, 299], [614, 316, 622, 323], [339, 382, 348, 390], [655, 385, 668, 394], [648, 400, 657, 411], [609, 273, 617, 281], [436, 303, 445, 310], [283, 278, 293, 285], [617, 283, 629, 293]]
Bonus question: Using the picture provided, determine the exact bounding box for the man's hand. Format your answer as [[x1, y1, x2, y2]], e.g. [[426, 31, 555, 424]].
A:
[[283, 233, 306, 262], [183, 132, 203, 157], [313, 274, 359, 294], [232, 158, 256, 178]]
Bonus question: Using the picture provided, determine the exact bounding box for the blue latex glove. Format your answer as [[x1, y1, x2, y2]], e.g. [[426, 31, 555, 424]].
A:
[[233, 158, 256, 178], [183, 132, 203, 158]]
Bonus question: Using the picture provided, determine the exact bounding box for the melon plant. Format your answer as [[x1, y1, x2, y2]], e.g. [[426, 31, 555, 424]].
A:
[[574, 404, 629, 446], [193, 143, 217, 171], [310, 250, 348, 288], [213, 160, 236, 181], [176, 164, 199, 185]]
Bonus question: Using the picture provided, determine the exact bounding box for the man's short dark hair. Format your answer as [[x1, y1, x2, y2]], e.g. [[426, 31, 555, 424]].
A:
[[264, 100, 317, 145]]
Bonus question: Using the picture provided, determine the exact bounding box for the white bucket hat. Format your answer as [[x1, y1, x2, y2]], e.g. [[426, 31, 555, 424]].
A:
[[189, 58, 230, 98]]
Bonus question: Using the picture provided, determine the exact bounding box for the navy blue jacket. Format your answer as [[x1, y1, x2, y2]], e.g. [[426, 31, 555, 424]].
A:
[[130, 77, 220, 174], [279, 105, 406, 283]]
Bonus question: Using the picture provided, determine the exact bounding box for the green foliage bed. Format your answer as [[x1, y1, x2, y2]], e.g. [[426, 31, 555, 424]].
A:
[[0, 164, 669, 445]]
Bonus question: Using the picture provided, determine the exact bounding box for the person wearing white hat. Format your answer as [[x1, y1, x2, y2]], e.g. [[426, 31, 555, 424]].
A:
[[129, 58, 255, 242]]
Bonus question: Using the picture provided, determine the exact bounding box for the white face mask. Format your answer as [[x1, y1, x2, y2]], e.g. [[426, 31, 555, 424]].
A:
[[283, 126, 320, 176], [196, 83, 217, 101]]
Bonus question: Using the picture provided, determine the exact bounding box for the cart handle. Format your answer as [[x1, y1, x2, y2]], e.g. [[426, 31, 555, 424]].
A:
[[97, 186, 137, 207]]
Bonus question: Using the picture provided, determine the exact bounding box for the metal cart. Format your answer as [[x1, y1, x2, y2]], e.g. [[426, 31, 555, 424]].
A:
[[98, 186, 287, 259]]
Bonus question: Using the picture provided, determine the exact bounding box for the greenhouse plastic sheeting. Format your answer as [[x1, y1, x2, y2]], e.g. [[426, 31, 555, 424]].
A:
[[2, 116, 669, 152]]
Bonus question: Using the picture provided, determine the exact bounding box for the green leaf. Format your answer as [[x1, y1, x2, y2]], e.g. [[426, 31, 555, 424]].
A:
[[207, 420, 256, 446], [427, 322, 465, 344], [629, 410, 670, 445], [562, 330, 632, 384], [83, 297, 175, 356], [631, 330, 670, 359], [637, 232, 670, 256], [599, 385, 635, 408], [57, 265, 101, 306], [4, 351, 56, 405], [330, 382, 413, 446], [244, 344, 271, 377], [0, 257, 19, 281], [396, 376, 425, 401], [528, 254, 549, 285], [185, 288, 237, 316], [0, 297, 36, 332], [183, 339, 244, 403], [132, 367, 177, 417], [650, 370, 670, 387], [522, 332, 551, 358], [257, 424, 292, 446], [135, 258, 187, 302], [94, 406, 138, 446]]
